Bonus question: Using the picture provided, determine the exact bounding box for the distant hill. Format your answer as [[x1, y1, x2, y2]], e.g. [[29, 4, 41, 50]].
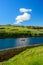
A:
[[0, 25, 43, 38]]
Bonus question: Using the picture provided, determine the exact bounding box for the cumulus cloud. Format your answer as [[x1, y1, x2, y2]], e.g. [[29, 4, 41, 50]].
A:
[[14, 8, 32, 24], [19, 8, 32, 13], [14, 13, 31, 24]]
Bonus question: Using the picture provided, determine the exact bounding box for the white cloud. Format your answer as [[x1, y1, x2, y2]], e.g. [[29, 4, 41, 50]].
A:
[[14, 13, 31, 24], [14, 8, 32, 24], [19, 8, 32, 13]]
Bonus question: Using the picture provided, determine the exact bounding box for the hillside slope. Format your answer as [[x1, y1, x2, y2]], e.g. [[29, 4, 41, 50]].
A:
[[0, 25, 43, 38], [0, 46, 43, 65]]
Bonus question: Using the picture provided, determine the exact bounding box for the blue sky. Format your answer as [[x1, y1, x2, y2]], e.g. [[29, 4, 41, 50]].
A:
[[0, 0, 43, 26]]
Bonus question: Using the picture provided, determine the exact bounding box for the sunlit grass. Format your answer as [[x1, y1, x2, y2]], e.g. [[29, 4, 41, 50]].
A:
[[0, 46, 43, 65]]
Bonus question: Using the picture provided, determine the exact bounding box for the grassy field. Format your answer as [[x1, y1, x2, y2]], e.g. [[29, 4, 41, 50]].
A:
[[0, 25, 43, 37], [0, 46, 43, 65]]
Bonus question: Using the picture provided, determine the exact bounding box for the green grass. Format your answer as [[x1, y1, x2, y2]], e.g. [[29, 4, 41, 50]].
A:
[[0, 46, 43, 65], [0, 25, 43, 37]]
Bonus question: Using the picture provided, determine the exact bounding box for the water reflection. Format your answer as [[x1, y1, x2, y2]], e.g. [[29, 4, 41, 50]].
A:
[[16, 38, 28, 47]]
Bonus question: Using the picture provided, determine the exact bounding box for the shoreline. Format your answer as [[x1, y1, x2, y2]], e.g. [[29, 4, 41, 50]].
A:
[[0, 44, 43, 51], [0, 36, 43, 39], [0, 44, 43, 61]]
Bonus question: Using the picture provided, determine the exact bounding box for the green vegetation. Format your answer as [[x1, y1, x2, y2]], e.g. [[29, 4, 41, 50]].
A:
[[0, 25, 43, 38], [0, 46, 43, 65]]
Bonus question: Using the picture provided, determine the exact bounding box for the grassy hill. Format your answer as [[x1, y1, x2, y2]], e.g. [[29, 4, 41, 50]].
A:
[[0, 46, 43, 65], [0, 25, 43, 38]]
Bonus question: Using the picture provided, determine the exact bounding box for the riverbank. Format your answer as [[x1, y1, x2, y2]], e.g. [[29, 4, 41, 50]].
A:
[[0, 44, 43, 62], [0, 34, 43, 39], [0, 45, 43, 65]]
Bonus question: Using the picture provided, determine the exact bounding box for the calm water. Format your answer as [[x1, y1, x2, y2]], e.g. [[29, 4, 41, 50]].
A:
[[0, 37, 43, 50]]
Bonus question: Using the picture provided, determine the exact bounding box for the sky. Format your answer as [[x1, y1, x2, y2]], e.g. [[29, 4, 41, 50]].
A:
[[0, 0, 43, 26]]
